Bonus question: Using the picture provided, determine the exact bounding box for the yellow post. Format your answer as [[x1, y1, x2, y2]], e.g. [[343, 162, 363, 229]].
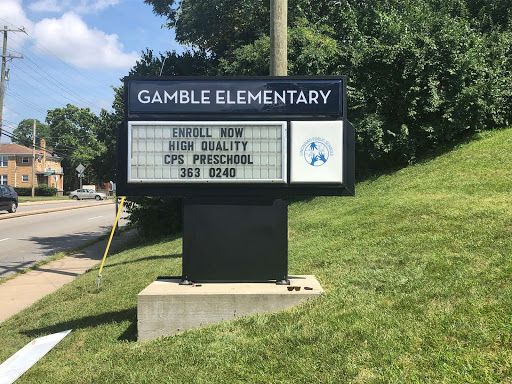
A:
[[97, 196, 126, 287]]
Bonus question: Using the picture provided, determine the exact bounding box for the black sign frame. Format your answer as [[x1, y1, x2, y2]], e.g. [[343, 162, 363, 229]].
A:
[[118, 76, 354, 198]]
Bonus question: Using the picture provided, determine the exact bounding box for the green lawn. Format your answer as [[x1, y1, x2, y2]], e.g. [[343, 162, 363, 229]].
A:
[[17, 196, 70, 203], [1, 128, 511, 383]]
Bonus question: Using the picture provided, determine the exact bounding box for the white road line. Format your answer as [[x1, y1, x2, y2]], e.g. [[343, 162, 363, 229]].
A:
[[88, 216, 104, 220], [0, 238, 9, 242]]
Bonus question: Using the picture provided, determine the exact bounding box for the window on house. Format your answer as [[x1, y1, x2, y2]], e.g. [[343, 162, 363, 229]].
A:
[[22, 157, 29, 164], [22, 175, 29, 183], [0, 156, 7, 167], [0, 175, 7, 185]]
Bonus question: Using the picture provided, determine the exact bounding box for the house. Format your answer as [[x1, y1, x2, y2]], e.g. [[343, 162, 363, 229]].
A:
[[0, 139, 64, 195]]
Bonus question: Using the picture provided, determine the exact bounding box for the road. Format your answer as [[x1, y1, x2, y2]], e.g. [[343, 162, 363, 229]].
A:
[[0, 200, 108, 217], [0, 203, 128, 278]]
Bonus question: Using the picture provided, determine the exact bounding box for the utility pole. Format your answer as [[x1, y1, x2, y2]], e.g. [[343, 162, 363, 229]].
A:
[[270, 0, 287, 76], [31, 119, 36, 197], [0, 25, 26, 143]]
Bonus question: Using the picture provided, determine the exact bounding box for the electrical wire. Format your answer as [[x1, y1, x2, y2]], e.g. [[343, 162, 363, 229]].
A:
[[5, 90, 47, 114], [0, 18, 114, 128], [0, 17, 108, 92], [1, 125, 83, 158]]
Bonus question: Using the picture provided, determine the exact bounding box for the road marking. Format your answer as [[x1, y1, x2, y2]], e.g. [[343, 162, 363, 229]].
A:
[[0, 238, 9, 242], [88, 216, 104, 220]]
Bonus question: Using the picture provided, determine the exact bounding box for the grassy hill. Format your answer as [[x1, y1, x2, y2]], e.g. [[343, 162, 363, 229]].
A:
[[1, 128, 511, 383]]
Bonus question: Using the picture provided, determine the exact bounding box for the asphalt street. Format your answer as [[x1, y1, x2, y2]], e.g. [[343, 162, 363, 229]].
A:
[[0, 203, 128, 278]]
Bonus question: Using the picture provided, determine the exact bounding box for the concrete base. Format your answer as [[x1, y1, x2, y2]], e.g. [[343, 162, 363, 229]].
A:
[[137, 275, 324, 341]]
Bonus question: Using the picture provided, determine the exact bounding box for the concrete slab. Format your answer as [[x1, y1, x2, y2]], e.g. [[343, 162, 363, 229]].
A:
[[137, 275, 324, 341]]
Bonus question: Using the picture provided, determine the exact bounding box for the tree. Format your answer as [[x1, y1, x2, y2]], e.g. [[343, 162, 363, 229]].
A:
[[130, 49, 214, 76], [144, 0, 270, 58], [143, 0, 512, 171], [45, 104, 105, 190], [90, 87, 124, 184], [12, 119, 50, 147]]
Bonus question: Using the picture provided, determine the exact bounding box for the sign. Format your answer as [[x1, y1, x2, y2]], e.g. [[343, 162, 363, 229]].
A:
[[127, 79, 343, 116], [118, 76, 354, 198], [128, 121, 286, 183], [76, 164, 85, 174], [290, 121, 343, 183]]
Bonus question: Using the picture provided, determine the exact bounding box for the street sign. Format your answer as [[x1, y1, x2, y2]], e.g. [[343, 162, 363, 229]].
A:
[[76, 164, 85, 174]]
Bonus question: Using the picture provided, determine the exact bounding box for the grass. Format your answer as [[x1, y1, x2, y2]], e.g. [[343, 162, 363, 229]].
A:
[[1, 128, 512, 383], [17, 196, 70, 203]]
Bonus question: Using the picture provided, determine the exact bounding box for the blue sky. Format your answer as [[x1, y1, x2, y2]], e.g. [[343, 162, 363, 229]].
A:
[[0, 0, 183, 142]]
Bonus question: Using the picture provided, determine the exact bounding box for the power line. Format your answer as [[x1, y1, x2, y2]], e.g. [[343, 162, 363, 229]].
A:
[[5, 89, 47, 114], [10, 61, 87, 107], [2, 120, 84, 155], [10, 42, 103, 111], [9, 33, 107, 102], [18, 58, 102, 111], [8, 66, 76, 107], [1, 128, 57, 154], [0, 18, 21, 30], [3, 104, 23, 117], [1, 128, 74, 160], [0, 17, 106, 90]]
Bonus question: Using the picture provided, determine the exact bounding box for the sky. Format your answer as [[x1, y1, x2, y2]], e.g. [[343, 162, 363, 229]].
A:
[[0, 0, 183, 143]]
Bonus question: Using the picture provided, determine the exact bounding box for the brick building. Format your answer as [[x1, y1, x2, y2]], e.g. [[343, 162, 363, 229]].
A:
[[0, 139, 64, 195]]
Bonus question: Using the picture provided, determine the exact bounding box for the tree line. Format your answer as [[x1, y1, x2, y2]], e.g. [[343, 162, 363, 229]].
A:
[[12, 0, 511, 233]]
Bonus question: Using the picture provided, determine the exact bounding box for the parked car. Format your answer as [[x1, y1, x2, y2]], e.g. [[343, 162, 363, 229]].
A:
[[69, 189, 107, 201], [0, 185, 19, 213]]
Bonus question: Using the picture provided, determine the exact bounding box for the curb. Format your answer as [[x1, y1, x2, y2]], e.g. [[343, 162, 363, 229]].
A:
[[0, 200, 115, 221]]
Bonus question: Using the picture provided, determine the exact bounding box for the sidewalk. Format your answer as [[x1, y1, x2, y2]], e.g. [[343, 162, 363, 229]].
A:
[[0, 228, 136, 323]]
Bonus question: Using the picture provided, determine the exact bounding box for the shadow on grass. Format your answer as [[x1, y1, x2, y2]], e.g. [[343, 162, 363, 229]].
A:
[[22, 308, 139, 342], [100, 253, 182, 270]]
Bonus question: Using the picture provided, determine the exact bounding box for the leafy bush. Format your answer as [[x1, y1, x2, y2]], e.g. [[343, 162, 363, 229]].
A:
[[14, 187, 31, 196], [35, 186, 57, 196], [125, 197, 182, 237], [13, 186, 57, 196]]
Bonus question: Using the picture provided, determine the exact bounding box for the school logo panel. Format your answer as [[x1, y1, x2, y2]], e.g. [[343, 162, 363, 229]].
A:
[[290, 121, 343, 183]]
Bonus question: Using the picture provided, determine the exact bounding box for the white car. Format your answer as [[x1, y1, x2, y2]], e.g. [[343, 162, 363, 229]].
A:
[[69, 189, 107, 201]]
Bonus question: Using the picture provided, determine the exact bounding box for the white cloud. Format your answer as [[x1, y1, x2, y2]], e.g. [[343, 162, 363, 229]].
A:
[[0, 0, 137, 70], [29, 0, 120, 14], [0, 0, 33, 31], [28, 0, 62, 12], [32, 12, 138, 69]]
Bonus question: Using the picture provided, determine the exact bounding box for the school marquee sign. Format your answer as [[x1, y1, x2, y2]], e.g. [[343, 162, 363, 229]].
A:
[[117, 76, 354, 197]]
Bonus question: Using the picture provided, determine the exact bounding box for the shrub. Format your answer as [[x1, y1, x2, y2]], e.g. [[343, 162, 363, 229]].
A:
[[13, 186, 57, 196], [14, 187, 31, 196], [125, 196, 182, 237], [35, 186, 57, 196]]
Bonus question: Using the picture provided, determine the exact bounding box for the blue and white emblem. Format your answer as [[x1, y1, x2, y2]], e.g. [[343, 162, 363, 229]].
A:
[[300, 137, 334, 167]]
